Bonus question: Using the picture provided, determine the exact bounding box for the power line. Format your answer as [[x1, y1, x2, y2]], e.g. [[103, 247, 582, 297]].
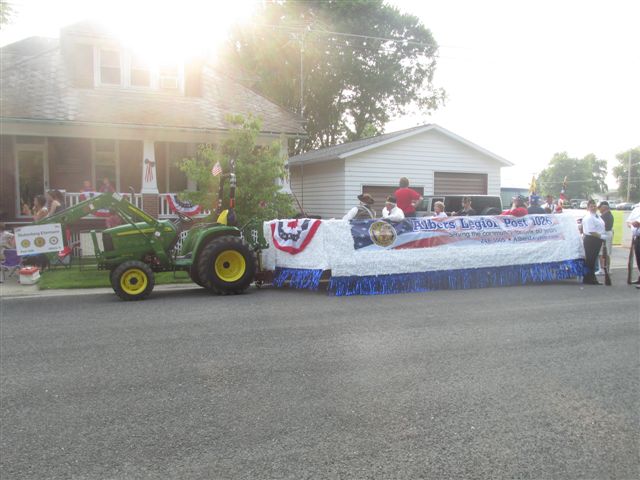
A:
[[249, 22, 446, 50]]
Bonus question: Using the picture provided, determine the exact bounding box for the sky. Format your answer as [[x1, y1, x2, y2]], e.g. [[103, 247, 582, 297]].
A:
[[1, 0, 638, 190]]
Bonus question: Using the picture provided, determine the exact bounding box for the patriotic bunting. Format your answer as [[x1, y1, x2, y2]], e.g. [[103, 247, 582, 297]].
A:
[[166, 194, 202, 216]]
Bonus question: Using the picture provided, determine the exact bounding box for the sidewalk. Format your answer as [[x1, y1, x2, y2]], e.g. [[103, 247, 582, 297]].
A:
[[1, 246, 636, 299]]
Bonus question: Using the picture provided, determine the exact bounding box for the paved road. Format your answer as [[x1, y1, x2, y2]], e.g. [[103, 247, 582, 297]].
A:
[[1, 283, 638, 479]]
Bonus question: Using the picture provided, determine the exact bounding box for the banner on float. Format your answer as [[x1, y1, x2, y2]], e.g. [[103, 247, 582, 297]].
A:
[[351, 215, 564, 251], [15, 223, 64, 255]]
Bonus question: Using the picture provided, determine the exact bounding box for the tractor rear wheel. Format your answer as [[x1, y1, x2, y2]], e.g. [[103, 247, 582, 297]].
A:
[[189, 264, 207, 288], [111, 260, 155, 301], [197, 236, 256, 295]]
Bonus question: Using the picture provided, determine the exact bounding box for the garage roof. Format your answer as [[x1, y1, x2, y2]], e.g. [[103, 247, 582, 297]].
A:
[[288, 124, 513, 166]]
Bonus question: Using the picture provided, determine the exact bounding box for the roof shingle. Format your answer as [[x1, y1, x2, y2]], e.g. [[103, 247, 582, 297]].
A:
[[0, 38, 305, 136]]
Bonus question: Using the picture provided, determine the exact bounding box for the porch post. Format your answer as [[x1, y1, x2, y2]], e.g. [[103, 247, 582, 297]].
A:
[[141, 140, 159, 217]]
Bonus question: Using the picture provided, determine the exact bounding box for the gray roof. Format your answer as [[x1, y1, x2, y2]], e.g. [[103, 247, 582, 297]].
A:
[[0, 37, 305, 136], [288, 123, 513, 166], [288, 125, 430, 164]]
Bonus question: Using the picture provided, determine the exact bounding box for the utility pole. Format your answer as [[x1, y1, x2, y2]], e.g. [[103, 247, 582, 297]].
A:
[[299, 32, 304, 117], [627, 151, 632, 202]]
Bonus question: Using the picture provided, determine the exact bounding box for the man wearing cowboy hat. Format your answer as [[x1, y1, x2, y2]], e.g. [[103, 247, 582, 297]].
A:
[[343, 193, 376, 221], [382, 196, 405, 222]]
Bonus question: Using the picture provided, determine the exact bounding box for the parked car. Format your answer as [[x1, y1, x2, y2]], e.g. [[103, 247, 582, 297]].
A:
[[579, 200, 589, 209], [616, 202, 634, 210], [570, 199, 587, 209], [607, 201, 617, 209]]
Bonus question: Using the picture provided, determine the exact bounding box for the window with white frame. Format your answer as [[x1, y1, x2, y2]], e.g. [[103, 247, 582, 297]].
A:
[[99, 49, 121, 85], [95, 48, 182, 91]]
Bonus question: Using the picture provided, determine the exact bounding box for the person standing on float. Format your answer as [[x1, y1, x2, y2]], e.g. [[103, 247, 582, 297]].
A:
[[395, 177, 422, 217]]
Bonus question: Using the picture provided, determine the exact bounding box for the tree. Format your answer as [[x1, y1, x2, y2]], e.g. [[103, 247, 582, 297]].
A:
[[0, 1, 12, 25], [179, 115, 295, 224], [221, 0, 445, 154], [536, 152, 608, 199], [612, 147, 640, 202]]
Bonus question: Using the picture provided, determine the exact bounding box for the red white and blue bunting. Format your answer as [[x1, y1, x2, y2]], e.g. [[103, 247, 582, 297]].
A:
[[166, 194, 202, 216], [263, 215, 586, 296], [270, 218, 321, 255]]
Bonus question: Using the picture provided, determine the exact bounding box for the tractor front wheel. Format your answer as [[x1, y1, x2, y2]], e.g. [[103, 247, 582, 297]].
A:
[[197, 236, 256, 295], [111, 261, 155, 301]]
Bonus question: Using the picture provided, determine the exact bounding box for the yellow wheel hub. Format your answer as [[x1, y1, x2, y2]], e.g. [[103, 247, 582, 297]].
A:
[[120, 268, 148, 295], [215, 250, 246, 283]]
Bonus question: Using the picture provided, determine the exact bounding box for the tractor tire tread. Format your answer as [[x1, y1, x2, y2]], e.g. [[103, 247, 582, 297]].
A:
[[111, 260, 155, 301], [196, 236, 257, 295]]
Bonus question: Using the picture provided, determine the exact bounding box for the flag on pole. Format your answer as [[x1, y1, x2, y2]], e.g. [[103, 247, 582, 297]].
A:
[[559, 176, 567, 201], [557, 176, 567, 211], [529, 175, 537, 195], [211, 161, 222, 176]]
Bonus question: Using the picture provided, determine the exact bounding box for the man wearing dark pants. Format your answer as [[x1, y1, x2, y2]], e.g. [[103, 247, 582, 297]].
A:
[[626, 204, 640, 287], [596, 201, 614, 276], [581, 199, 605, 285]]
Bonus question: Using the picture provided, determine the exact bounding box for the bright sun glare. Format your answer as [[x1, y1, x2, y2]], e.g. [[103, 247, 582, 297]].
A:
[[88, 0, 257, 62], [104, 0, 255, 62]]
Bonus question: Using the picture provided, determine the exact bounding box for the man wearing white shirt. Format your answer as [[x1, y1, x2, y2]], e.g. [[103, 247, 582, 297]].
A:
[[581, 199, 605, 285], [382, 196, 405, 222], [626, 204, 640, 286]]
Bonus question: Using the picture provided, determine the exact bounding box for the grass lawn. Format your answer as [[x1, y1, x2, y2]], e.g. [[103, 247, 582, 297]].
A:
[[39, 266, 193, 290]]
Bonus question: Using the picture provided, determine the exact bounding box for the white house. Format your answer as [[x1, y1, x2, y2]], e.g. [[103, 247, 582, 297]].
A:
[[288, 124, 513, 218]]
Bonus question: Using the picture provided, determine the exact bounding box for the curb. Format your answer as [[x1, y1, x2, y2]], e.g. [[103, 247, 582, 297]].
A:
[[0, 283, 201, 300]]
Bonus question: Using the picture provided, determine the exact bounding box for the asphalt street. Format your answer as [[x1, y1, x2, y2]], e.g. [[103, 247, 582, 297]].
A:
[[1, 282, 639, 479]]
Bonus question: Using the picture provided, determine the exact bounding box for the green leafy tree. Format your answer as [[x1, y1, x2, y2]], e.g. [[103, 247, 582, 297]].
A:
[[179, 115, 295, 224], [222, 0, 445, 154], [0, 1, 12, 26], [612, 147, 640, 202], [536, 152, 608, 199]]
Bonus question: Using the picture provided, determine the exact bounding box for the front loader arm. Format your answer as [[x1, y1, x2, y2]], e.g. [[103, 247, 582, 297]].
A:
[[33, 192, 163, 229]]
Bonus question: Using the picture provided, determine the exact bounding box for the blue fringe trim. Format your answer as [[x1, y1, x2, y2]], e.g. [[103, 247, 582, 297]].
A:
[[328, 259, 586, 296], [273, 267, 323, 290]]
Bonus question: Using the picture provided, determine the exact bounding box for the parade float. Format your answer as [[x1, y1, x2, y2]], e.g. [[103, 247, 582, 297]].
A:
[[262, 214, 585, 296]]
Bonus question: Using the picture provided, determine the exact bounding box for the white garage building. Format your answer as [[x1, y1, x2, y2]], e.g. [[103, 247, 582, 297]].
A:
[[288, 124, 513, 219]]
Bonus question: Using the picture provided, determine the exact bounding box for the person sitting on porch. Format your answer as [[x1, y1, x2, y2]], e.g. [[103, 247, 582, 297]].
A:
[[81, 180, 93, 193], [99, 177, 115, 193], [32, 195, 48, 221], [46, 190, 65, 216]]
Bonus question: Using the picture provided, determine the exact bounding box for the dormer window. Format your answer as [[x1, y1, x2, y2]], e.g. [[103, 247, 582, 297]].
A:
[[94, 47, 183, 92], [99, 49, 121, 85]]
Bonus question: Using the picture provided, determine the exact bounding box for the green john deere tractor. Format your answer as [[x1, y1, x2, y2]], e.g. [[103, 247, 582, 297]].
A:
[[34, 169, 261, 301]]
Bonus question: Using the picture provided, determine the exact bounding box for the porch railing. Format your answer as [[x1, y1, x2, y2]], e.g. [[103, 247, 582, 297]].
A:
[[63, 192, 210, 219]]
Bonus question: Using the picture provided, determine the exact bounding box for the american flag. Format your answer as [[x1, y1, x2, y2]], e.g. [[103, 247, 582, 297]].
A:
[[211, 161, 222, 177]]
